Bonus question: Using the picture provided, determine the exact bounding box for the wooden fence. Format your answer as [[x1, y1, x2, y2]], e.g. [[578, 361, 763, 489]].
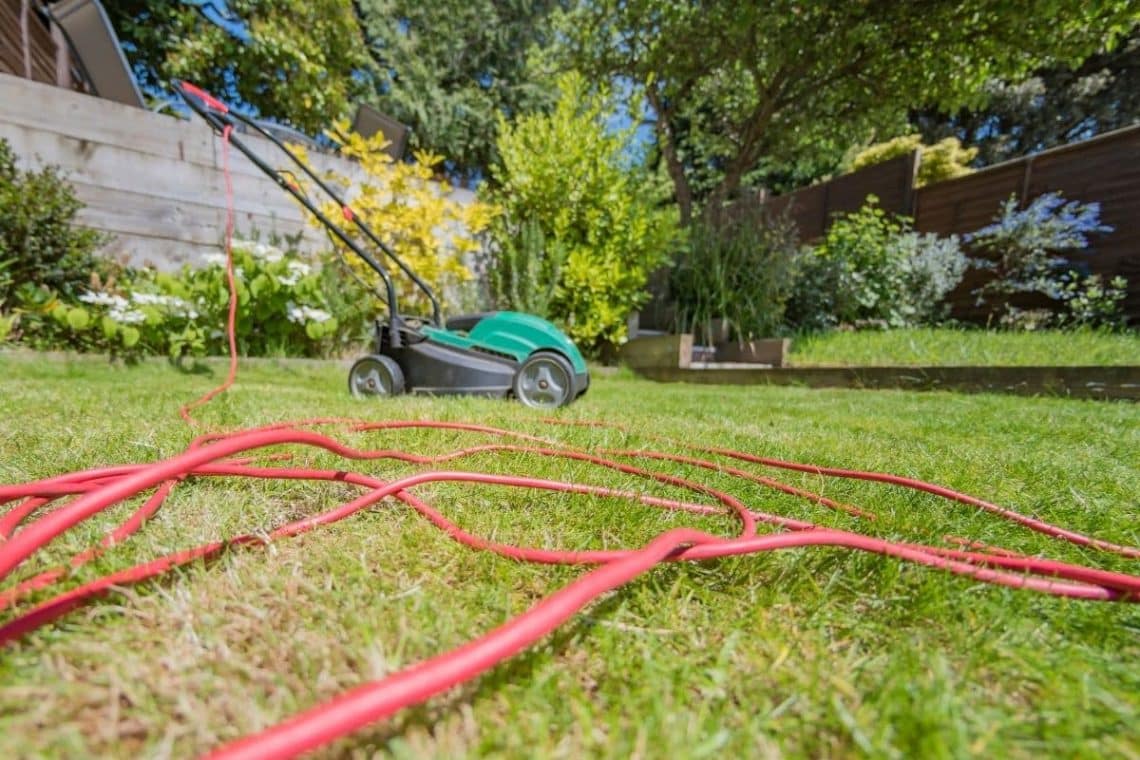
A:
[[0, 73, 476, 271], [760, 152, 918, 240], [744, 124, 1140, 324]]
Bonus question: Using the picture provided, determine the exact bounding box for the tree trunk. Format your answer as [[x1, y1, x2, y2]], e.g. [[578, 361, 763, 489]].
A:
[[646, 89, 694, 226]]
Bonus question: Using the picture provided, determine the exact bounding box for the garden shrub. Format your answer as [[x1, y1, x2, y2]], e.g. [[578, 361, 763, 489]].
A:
[[0, 137, 109, 306], [891, 231, 971, 325], [1055, 274, 1128, 329], [965, 192, 1122, 329], [486, 213, 567, 319], [671, 204, 799, 344], [292, 129, 496, 319], [484, 72, 677, 354], [785, 197, 967, 330]]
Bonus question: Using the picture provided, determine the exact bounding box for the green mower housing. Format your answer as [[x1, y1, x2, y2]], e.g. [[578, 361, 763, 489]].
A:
[[348, 311, 590, 408]]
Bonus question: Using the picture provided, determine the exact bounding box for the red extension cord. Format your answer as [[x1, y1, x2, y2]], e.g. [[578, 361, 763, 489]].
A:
[[1, 127, 1137, 760]]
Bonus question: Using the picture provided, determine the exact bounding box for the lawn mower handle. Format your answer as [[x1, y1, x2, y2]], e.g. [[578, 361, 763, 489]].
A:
[[172, 81, 443, 333]]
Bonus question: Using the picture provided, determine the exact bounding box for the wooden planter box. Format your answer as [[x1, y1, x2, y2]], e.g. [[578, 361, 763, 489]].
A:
[[714, 338, 790, 366], [619, 333, 695, 369], [619, 334, 789, 369]]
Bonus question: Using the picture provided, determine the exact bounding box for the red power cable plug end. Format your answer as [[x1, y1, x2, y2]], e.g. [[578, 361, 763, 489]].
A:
[[179, 81, 229, 114]]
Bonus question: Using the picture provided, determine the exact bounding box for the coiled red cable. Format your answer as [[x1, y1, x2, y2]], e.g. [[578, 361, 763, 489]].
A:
[[3, 420, 1139, 758], [2, 123, 1137, 760]]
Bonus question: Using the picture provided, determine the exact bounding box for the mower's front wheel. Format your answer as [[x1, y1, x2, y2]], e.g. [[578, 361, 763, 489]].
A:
[[348, 354, 405, 398], [513, 351, 575, 409]]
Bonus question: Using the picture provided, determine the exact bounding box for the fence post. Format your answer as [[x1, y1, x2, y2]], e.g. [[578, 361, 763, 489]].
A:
[[1019, 156, 1035, 208], [904, 148, 920, 217], [821, 177, 831, 234]]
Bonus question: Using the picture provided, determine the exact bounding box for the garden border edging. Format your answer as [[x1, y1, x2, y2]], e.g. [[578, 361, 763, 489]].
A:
[[633, 364, 1140, 400]]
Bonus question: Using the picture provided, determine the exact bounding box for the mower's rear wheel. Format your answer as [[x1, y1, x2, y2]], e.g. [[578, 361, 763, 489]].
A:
[[513, 351, 575, 409], [348, 354, 405, 398]]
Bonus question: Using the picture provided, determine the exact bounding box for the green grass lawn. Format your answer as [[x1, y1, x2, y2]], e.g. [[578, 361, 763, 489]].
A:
[[788, 328, 1140, 367], [1, 351, 1138, 759]]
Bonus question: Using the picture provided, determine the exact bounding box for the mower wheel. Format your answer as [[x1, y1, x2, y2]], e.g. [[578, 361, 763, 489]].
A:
[[348, 354, 405, 398], [513, 351, 575, 409]]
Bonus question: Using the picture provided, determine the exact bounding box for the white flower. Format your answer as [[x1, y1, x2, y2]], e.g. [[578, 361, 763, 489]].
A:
[[130, 292, 169, 306], [78, 291, 128, 309], [169, 298, 198, 320], [285, 302, 332, 325], [108, 308, 146, 325], [252, 242, 285, 262], [128, 293, 198, 319], [277, 260, 313, 288], [203, 252, 228, 266], [302, 307, 332, 324], [287, 260, 312, 276], [286, 302, 305, 324], [77, 291, 106, 305]]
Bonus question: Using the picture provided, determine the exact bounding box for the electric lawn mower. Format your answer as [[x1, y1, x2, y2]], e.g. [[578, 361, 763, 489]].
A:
[[174, 81, 589, 408]]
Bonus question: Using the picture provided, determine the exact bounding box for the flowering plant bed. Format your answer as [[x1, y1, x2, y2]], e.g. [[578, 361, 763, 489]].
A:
[[7, 239, 363, 360]]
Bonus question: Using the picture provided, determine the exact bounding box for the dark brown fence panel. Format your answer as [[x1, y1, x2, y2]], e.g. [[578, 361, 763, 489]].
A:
[[913, 163, 1024, 237], [0, 1, 24, 77], [643, 126, 1140, 330], [825, 151, 917, 227], [738, 151, 918, 244], [913, 162, 1027, 318], [639, 152, 920, 330], [769, 183, 828, 241]]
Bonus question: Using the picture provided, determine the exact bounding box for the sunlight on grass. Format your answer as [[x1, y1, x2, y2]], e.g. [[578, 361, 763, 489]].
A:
[[0, 352, 1137, 758], [788, 328, 1140, 367]]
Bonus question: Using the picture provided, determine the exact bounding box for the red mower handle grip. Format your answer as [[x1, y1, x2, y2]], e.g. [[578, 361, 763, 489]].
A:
[[178, 80, 229, 114]]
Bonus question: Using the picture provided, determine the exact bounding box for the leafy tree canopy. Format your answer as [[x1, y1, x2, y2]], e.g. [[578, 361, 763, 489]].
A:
[[912, 25, 1140, 166], [560, 0, 1139, 223], [355, 0, 566, 182], [107, 0, 372, 133]]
